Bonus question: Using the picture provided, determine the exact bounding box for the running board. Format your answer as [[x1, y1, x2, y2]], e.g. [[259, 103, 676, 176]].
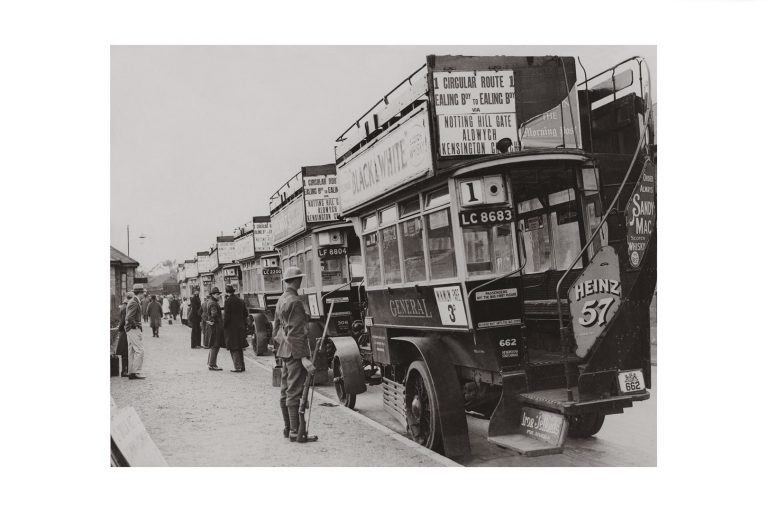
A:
[[488, 406, 569, 456]]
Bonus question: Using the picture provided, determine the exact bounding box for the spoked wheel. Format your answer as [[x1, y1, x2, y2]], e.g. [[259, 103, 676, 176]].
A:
[[332, 356, 356, 409], [404, 360, 443, 452], [567, 412, 606, 438]]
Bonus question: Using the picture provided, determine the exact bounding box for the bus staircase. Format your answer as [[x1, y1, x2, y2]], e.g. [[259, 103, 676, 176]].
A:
[[488, 111, 656, 456]]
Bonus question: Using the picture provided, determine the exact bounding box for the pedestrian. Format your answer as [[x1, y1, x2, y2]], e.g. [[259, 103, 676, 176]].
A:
[[201, 292, 211, 348], [141, 293, 150, 323], [124, 284, 146, 380], [189, 288, 203, 349], [273, 267, 316, 442], [116, 294, 131, 377], [224, 285, 249, 372], [148, 295, 163, 337], [181, 297, 189, 326], [170, 295, 180, 321], [205, 287, 225, 371], [162, 295, 171, 321]]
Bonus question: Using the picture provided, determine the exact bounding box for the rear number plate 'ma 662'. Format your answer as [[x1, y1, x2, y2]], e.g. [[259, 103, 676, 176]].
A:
[[617, 370, 646, 394]]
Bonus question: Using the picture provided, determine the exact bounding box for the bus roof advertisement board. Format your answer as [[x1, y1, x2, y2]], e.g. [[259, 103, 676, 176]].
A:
[[337, 108, 432, 213], [253, 220, 273, 252], [197, 253, 211, 274], [235, 231, 255, 261], [303, 173, 340, 223], [217, 241, 236, 265], [272, 194, 306, 245], [434, 70, 518, 157]]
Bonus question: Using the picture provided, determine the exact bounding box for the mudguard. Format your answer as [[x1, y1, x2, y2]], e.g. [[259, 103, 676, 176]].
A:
[[391, 336, 471, 458], [330, 336, 366, 395]]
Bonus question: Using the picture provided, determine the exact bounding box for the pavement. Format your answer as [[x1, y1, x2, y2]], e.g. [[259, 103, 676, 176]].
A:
[[110, 320, 456, 467]]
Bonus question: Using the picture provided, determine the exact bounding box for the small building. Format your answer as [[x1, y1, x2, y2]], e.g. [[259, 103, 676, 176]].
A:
[[110, 246, 139, 310]]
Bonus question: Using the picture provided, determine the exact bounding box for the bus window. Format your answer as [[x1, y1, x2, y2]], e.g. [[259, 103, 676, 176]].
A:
[[463, 227, 491, 274], [426, 209, 457, 279], [264, 272, 282, 293], [425, 186, 450, 209], [400, 217, 426, 282], [321, 256, 348, 286], [399, 196, 421, 217], [364, 232, 381, 286], [297, 252, 305, 277], [519, 215, 552, 273], [463, 223, 518, 276], [305, 250, 314, 285], [549, 189, 582, 270], [583, 197, 604, 258], [494, 223, 517, 272], [381, 225, 402, 284], [363, 213, 378, 232]]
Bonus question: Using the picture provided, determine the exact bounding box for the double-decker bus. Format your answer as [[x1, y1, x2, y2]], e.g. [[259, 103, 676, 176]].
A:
[[235, 216, 282, 354], [328, 54, 656, 456], [269, 164, 370, 390]]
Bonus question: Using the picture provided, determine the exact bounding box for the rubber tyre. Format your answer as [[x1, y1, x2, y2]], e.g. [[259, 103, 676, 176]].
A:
[[404, 360, 444, 453], [567, 412, 605, 438], [331, 356, 356, 409]]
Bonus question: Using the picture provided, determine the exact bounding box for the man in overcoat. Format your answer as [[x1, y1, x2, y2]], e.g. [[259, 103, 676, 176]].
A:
[[202, 292, 211, 348], [125, 284, 146, 380], [140, 294, 150, 324], [224, 285, 249, 372], [189, 288, 202, 349], [274, 267, 316, 442], [147, 295, 163, 337], [170, 295, 180, 321], [206, 287, 225, 371]]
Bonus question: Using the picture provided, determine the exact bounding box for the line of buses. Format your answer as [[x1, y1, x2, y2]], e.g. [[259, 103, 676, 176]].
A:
[[176, 54, 656, 457]]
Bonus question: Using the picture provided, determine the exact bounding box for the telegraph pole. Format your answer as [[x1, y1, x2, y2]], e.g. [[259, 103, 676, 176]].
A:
[[127, 224, 130, 256]]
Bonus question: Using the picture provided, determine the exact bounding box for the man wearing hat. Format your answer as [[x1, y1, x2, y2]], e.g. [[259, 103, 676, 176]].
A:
[[124, 283, 147, 380], [205, 287, 226, 371], [223, 284, 249, 372], [189, 287, 203, 349], [273, 267, 316, 442]]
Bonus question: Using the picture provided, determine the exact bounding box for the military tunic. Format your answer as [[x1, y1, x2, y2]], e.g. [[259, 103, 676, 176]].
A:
[[274, 288, 310, 407]]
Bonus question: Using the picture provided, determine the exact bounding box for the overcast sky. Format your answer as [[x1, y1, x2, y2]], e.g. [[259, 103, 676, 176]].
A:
[[110, 45, 655, 271]]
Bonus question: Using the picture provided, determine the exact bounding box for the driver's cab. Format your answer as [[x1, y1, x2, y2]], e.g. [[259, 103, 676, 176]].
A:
[[450, 155, 607, 353]]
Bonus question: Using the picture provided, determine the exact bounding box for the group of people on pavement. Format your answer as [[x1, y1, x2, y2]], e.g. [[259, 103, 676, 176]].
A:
[[139, 293, 183, 329], [115, 268, 318, 444], [183, 285, 250, 372]]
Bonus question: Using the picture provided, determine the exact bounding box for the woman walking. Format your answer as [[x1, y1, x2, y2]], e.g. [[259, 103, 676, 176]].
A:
[[162, 295, 171, 322]]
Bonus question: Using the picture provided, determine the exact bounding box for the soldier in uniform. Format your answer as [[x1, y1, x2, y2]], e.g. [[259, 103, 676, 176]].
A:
[[273, 267, 316, 442], [206, 287, 225, 371]]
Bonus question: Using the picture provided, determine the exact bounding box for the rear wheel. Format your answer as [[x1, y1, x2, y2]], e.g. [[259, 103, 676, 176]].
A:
[[567, 412, 605, 438], [404, 360, 443, 452], [332, 356, 356, 409]]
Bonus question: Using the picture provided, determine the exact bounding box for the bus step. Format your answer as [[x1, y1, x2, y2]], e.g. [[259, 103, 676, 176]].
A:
[[488, 406, 568, 456]]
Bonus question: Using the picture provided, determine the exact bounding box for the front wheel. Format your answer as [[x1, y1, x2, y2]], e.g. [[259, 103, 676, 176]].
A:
[[332, 356, 356, 409], [567, 412, 605, 438], [404, 360, 443, 453]]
